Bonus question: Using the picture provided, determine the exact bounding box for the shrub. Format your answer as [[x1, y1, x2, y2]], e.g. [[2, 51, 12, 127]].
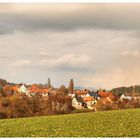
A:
[[0, 112, 7, 119]]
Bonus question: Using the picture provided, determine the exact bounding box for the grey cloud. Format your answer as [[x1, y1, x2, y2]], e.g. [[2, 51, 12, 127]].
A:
[[1, 16, 140, 88], [12, 53, 92, 72], [1, 4, 140, 34]]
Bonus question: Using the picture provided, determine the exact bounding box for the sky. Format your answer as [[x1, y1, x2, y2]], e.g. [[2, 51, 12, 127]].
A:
[[1, 4, 140, 89]]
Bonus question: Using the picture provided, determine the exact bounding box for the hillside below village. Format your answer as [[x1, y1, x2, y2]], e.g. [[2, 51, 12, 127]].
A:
[[0, 78, 140, 119], [0, 109, 140, 137]]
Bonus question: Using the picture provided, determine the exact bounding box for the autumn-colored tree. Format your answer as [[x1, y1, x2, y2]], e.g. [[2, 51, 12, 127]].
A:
[[29, 93, 45, 115], [0, 85, 3, 97], [0, 79, 7, 86], [65, 96, 73, 111], [2, 84, 13, 96], [0, 79, 74, 118], [0, 94, 33, 118], [8, 94, 32, 118], [58, 85, 68, 95], [0, 96, 10, 118], [0, 79, 7, 97]]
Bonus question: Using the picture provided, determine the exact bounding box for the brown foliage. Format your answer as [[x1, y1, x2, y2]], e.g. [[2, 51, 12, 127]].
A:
[[58, 85, 68, 95], [0, 92, 73, 119], [0, 94, 33, 118], [96, 98, 119, 111], [96, 96, 140, 111], [2, 85, 13, 96]]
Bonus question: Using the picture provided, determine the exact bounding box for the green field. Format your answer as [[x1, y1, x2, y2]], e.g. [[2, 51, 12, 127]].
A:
[[0, 109, 140, 137]]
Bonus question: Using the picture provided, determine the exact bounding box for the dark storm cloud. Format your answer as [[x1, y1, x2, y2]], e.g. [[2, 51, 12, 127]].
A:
[[1, 4, 140, 35]]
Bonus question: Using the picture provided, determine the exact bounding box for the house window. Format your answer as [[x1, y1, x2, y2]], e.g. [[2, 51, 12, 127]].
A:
[[82, 103, 85, 106]]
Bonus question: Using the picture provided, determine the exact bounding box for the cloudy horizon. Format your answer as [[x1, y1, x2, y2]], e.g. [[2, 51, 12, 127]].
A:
[[1, 4, 140, 89]]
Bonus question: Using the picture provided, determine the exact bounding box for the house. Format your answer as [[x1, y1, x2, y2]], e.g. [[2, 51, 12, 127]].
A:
[[17, 84, 32, 97], [18, 85, 28, 94], [89, 92, 100, 100], [85, 93, 90, 97], [28, 84, 39, 94], [120, 94, 132, 101], [75, 90, 88, 96], [75, 89, 90, 98], [40, 88, 50, 97], [28, 84, 51, 97], [96, 92, 118, 106], [11, 85, 20, 94], [98, 91, 111, 98], [132, 94, 140, 101], [68, 93, 75, 98], [83, 96, 97, 110], [72, 95, 85, 109]]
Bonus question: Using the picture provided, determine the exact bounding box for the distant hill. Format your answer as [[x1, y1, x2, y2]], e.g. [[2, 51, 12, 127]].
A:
[[111, 85, 140, 96], [75, 86, 96, 91]]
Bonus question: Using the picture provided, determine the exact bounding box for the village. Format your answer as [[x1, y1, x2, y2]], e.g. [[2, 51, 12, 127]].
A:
[[1, 78, 140, 115], [14, 84, 140, 111]]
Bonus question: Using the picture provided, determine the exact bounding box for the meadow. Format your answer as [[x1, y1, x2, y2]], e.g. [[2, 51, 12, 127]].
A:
[[0, 108, 140, 137]]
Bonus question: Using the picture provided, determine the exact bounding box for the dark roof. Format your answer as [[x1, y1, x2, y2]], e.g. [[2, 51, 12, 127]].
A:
[[89, 93, 100, 97], [75, 95, 84, 103]]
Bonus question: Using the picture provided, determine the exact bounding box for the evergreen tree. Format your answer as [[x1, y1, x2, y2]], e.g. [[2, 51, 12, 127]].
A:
[[68, 78, 74, 93], [47, 78, 51, 88]]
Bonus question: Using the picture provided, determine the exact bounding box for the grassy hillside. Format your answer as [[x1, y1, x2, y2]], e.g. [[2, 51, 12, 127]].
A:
[[0, 109, 140, 137]]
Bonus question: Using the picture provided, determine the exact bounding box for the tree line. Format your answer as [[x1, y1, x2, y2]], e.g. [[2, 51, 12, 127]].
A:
[[111, 85, 140, 96]]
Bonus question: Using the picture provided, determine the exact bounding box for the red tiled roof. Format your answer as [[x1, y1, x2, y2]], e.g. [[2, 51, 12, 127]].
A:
[[12, 86, 19, 92], [98, 91, 111, 98], [101, 98, 112, 104], [75, 90, 88, 95], [99, 92, 117, 104], [83, 96, 93, 102], [28, 84, 49, 94]]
